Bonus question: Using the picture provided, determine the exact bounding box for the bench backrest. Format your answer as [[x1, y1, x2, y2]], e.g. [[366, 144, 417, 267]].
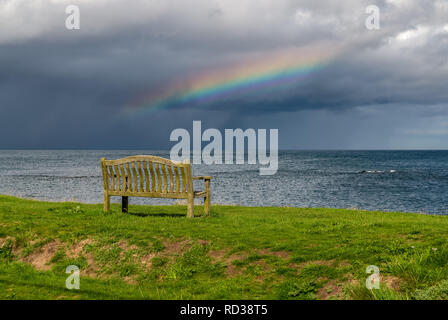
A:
[[101, 156, 193, 197]]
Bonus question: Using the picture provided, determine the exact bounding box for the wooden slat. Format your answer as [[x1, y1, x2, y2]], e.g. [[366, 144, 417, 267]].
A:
[[137, 161, 144, 192], [108, 165, 115, 191], [114, 165, 120, 191], [174, 166, 180, 193], [180, 166, 187, 193], [158, 162, 162, 192], [120, 164, 126, 191], [168, 165, 174, 193], [143, 161, 150, 192], [125, 163, 132, 191], [161, 164, 168, 193], [131, 162, 138, 192], [148, 161, 156, 191], [185, 162, 194, 196]]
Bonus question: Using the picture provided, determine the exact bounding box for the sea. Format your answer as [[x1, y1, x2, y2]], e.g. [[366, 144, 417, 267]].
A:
[[0, 150, 447, 214]]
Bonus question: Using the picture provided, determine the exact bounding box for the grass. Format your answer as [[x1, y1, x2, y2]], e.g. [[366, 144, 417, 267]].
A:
[[1, 194, 448, 300]]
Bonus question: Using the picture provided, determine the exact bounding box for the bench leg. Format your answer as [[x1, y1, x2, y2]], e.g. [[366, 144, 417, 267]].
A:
[[204, 179, 211, 215], [204, 196, 210, 216], [187, 194, 194, 218], [122, 196, 128, 213], [104, 194, 110, 212]]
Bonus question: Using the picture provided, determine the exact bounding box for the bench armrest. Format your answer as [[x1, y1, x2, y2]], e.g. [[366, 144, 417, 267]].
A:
[[192, 176, 212, 180]]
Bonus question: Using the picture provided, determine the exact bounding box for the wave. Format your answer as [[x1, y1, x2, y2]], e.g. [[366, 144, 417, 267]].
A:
[[6, 174, 100, 179], [359, 170, 396, 174]]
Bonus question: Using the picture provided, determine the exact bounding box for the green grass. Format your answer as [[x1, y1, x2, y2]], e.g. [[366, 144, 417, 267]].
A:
[[1, 194, 448, 300]]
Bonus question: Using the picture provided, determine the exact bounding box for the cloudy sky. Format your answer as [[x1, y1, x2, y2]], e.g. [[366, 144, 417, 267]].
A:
[[0, 0, 447, 149]]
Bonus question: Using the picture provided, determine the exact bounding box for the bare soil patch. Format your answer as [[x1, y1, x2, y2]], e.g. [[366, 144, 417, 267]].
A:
[[382, 275, 402, 290], [225, 264, 243, 277], [66, 239, 95, 258], [162, 239, 193, 256], [209, 249, 228, 261], [117, 240, 139, 251], [140, 253, 156, 270], [21, 240, 61, 271]]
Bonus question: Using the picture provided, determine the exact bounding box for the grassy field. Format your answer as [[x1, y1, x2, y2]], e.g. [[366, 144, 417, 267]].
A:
[[1, 194, 448, 300]]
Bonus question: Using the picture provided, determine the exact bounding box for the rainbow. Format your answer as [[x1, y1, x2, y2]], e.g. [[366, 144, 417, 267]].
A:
[[125, 46, 339, 114]]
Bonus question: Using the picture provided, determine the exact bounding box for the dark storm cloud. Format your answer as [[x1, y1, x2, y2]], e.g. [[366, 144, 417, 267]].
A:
[[0, 0, 447, 148]]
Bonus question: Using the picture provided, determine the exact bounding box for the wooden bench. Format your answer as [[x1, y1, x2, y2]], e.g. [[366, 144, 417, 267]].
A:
[[100, 155, 211, 217]]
